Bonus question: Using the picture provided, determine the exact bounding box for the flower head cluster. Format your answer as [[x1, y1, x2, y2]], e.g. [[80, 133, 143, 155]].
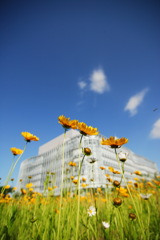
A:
[[58, 115, 99, 136], [87, 206, 96, 217], [21, 132, 39, 142], [101, 136, 128, 148]]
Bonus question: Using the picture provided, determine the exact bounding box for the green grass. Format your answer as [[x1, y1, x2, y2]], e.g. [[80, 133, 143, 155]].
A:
[[0, 188, 160, 240]]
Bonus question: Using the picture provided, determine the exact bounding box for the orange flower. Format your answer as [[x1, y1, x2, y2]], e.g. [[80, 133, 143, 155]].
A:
[[134, 171, 142, 176], [81, 183, 87, 188], [82, 177, 86, 182], [58, 115, 78, 129], [107, 177, 112, 182], [69, 161, 76, 167], [77, 122, 99, 136], [10, 147, 23, 155], [21, 188, 27, 194], [108, 167, 114, 173], [21, 132, 39, 142], [26, 183, 33, 188], [101, 136, 128, 148], [73, 179, 78, 184], [97, 187, 102, 192], [113, 170, 120, 174], [134, 178, 139, 181], [108, 167, 120, 174], [105, 174, 110, 177], [100, 166, 106, 170]]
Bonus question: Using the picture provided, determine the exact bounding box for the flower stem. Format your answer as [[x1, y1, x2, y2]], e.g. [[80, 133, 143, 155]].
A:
[[75, 135, 84, 240], [1, 143, 27, 195], [114, 148, 146, 239], [57, 130, 66, 240]]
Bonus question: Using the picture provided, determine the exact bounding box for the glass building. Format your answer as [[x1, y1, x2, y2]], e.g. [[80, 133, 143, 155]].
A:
[[17, 129, 158, 194]]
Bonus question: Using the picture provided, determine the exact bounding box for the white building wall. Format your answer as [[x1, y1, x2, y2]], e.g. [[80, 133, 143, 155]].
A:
[[17, 129, 158, 194]]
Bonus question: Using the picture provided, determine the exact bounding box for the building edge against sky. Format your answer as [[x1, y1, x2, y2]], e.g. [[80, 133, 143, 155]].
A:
[[17, 129, 158, 194]]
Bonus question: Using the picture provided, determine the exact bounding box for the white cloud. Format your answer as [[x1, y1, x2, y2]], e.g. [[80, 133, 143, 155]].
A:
[[89, 69, 110, 94], [78, 81, 87, 90], [124, 88, 149, 116], [150, 119, 160, 139]]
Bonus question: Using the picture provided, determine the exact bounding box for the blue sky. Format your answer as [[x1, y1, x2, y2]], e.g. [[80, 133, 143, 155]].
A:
[[0, 0, 160, 186]]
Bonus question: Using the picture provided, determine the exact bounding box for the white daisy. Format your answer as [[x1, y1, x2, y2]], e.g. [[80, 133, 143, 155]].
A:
[[102, 221, 110, 229], [140, 193, 152, 200], [87, 206, 96, 217]]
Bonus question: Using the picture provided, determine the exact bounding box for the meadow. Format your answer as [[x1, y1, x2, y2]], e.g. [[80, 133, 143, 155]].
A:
[[0, 116, 160, 240]]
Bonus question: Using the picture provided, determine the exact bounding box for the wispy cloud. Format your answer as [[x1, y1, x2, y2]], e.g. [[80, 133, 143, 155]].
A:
[[124, 88, 149, 116], [89, 68, 110, 94], [78, 81, 87, 90], [150, 119, 160, 139]]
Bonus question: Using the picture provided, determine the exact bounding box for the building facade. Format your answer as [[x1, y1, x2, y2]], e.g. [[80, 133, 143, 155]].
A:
[[17, 129, 158, 194]]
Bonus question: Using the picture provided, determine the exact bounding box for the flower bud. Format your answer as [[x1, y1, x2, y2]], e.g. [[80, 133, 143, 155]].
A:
[[113, 197, 122, 207], [83, 148, 92, 156], [129, 213, 136, 220], [118, 151, 128, 162], [113, 180, 120, 187]]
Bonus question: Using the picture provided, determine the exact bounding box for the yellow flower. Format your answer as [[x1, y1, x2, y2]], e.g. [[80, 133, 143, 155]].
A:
[[81, 183, 87, 188], [4, 185, 10, 189], [107, 177, 112, 182], [113, 170, 120, 174], [134, 178, 139, 181], [77, 122, 99, 136], [58, 115, 78, 129], [70, 176, 74, 180], [21, 188, 27, 194], [10, 147, 23, 155], [69, 161, 76, 167], [108, 166, 114, 172], [21, 132, 39, 142], [12, 187, 17, 191], [134, 171, 142, 176], [100, 166, 106, 170], [97, 187, 102, 192], [101, 136, 128, 148], [82, 177, 86, 182], [147, 182, 154, 187], [108, 166, 120, 174], [26, 183, 33, 188], [73, 179, 78, 184]]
